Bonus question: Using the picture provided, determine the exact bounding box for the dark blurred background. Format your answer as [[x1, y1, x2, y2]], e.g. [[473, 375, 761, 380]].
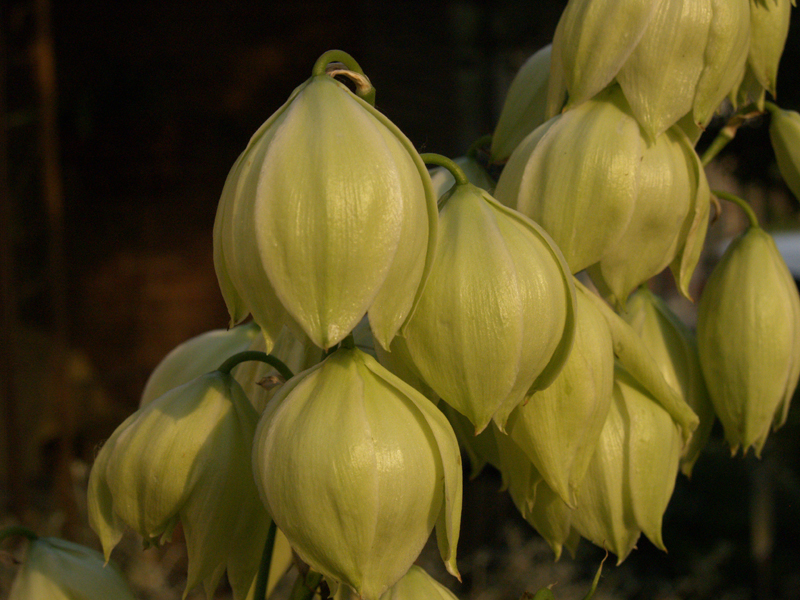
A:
[[3, 1, 800, 599]]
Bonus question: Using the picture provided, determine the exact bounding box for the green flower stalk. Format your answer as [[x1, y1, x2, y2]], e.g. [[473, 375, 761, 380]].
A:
[[430, 156, 494, 198], [623, 288, 714, 477], [140, 321, 260, 407], [9, 537, 135, 600], [379, 566, 460, 600], [253, 347, 462, 600], [213, 50, 438, 352], [233, 325, 323, 413], [697, 219, 800, 456], [766, 102, 800, 200], [491, 45, 552, 163], [402, 176, 576, 433], [88, 372, 270, 600], [504, 283, 614, 507]]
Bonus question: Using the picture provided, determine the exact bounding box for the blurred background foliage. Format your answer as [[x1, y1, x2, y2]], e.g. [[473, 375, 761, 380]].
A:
[[2, 1, 800, 598]]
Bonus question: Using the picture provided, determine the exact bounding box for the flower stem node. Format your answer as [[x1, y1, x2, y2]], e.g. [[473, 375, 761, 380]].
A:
[[697, 225, 800, 456], [213, 51, 438, 352], [88, 371, 270, 600], [401, 182, 576, 433], [9, 537, 135, 600], [253, 347, 462, 600]]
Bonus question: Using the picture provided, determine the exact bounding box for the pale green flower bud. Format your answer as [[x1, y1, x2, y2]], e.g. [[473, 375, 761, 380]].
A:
[[504, 283, 614, 507], [379, 566, 459, 600], [748, 0, 792, 98], [553, 0, 659, 109], [495, 86, 642, 274], [767, 102, 800, 200], [253, 347, 462, 600], [140, 321, 260, 407], [214, 52, 438, 352], [587, 126, 710, 307], [491, 45, 552, 163], [692, 0, 751, 127], [430, 156, 494, 199], [697, 226, 800, 456], [553, 0, 751, 137], [402, 182, 576, 433], [624, 288, 714, 477], [578, 279, 700, 442], [494, 428, 576, 560], [88, 372, 269, 600], [572, 366, 682, 563], [9, 537, 135, 600]]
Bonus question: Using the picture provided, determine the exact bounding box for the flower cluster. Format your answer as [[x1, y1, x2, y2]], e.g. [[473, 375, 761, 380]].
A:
[[9, 3, 797, 599]]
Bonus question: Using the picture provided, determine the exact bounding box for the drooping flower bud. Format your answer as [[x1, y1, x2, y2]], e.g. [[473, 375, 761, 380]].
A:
[[697, 225, 800, 456], [402, 180, 576, 433], [571, 365, 682, 563], [88, 372, 270, 600], [9, 537, 135, 600], [747, 0, 792, 98], [552, 0, 751, 137], [623, 288, 714, 477], [504, 283, 613, 506], [379, 566, 460, 600], [552, 0, 659, 110], [767, 102, 800, 200], [587, 125, 710, 307], [253, 347, 462, 600], [576, 278, 700, 444], [495, 86, 641, 274], [213, 51, 437, 352], [140, 321, 260, 407], [491, 45, 552, 163], [493, 427, 577, 560]]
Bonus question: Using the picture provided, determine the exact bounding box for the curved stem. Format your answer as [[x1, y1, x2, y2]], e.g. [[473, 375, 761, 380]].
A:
[[467, 134, 492, 159], [700, 104, 765, 167], [253, 520, 278, 600], [765, 101, 780, 116], [312, 50, 376, 105], [420, 153, 469, 186], [0, 525, 38, 544], [713, 190, 760, 229], [700, 127, 735, 167], [289, 569, 324, 600], [312, 50, 366, 77], [217, 351, 294, 381]]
